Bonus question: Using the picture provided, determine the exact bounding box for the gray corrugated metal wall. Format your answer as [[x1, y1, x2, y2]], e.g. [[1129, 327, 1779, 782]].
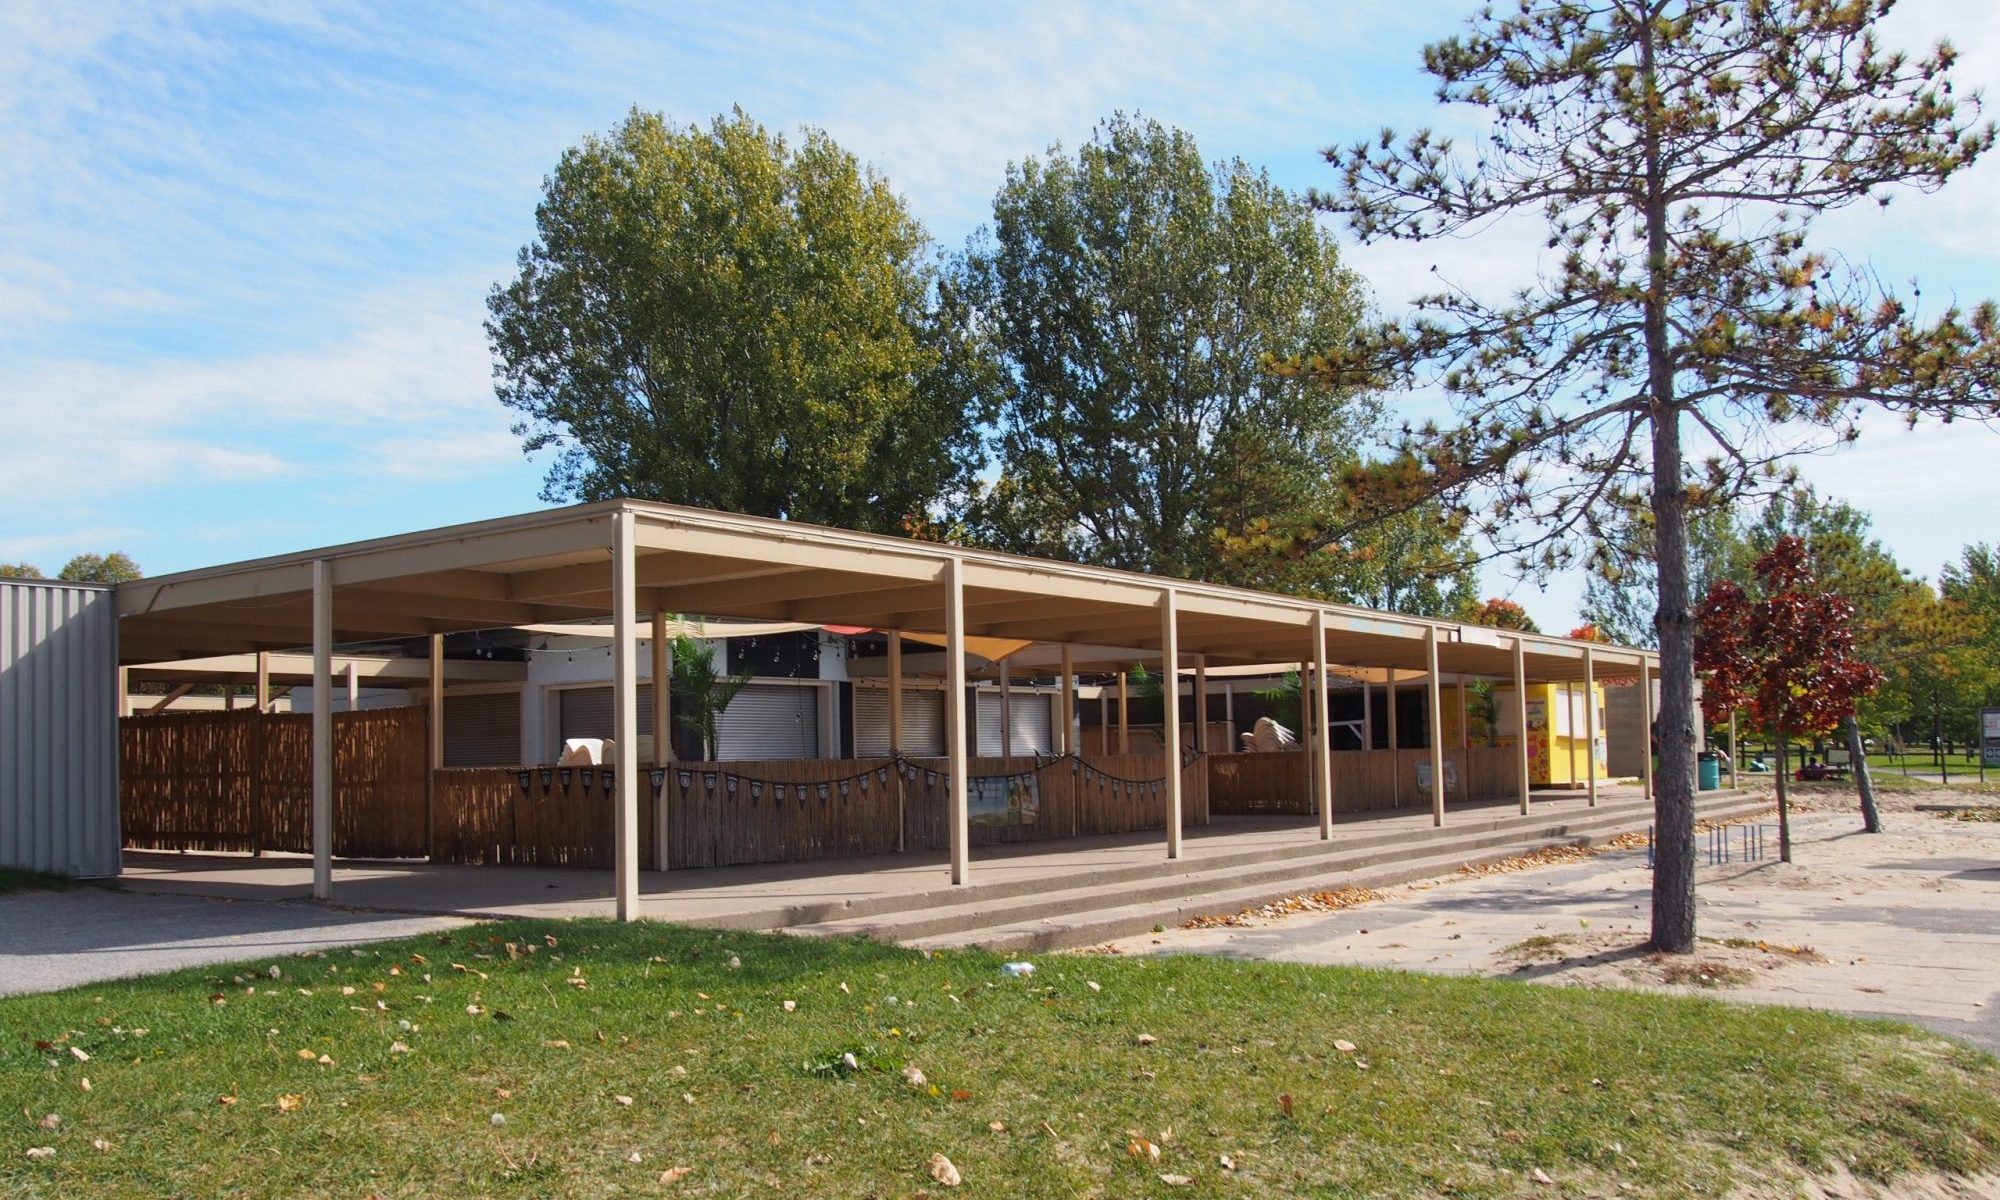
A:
[[0, 579, 120, 877]]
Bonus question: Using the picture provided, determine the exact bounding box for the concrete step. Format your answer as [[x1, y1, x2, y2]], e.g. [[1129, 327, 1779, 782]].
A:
[[798, 792, 1768, 949], [680, 792, 1687, 932], [876, 792, 1768, 952]]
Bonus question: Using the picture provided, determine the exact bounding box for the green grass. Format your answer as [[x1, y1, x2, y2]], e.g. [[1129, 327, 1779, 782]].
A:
[[4, 922, 1998, 1198]]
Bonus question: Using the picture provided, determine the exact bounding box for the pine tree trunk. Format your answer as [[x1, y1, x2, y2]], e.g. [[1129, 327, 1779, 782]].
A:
[[1845, 714, 1882, 834], [1639, 12, 1697, 954], [1775, 738, 1793, 863]]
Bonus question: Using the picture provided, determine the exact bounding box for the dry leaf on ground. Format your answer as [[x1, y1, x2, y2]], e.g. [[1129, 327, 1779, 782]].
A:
[[927, 1152, 962, 1186]]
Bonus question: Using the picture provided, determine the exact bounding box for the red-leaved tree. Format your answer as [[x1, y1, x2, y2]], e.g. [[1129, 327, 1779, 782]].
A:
[[1694, 537, 1879, 861]]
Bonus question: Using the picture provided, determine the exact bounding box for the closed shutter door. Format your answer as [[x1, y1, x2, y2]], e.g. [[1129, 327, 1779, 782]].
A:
[[443, 692, 522, 767], [1010, 692, 1052, 755], [975, 691, 1003, 756], [715, 684, 819, 760], [852, 685, 946, 757], [556, 686, 656, 758]]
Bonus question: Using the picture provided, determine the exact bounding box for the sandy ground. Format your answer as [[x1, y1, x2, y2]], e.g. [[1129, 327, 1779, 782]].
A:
[[1106, 783, 2000, 1053]]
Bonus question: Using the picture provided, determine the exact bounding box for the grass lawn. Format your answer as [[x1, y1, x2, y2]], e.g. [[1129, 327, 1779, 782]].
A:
[[3, 921, 1997, 1198]]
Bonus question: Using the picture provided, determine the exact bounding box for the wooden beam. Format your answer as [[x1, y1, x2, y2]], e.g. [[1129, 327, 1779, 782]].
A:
[[146, 682, 197, 713]]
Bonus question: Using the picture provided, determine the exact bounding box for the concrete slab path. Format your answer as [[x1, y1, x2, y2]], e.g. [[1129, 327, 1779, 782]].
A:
[[0, 889, 465, 997], [1111, 798, 2000, 1053]]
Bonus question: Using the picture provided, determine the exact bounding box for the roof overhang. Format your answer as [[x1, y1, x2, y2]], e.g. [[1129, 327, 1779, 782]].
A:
[[114, 498, 1655, 683]]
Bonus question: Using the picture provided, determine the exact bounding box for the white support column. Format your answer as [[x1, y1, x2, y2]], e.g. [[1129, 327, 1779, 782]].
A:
[[611, 511, 640, 920], [1192, 655, 1208, 754], [1584, 646, 1599, 808], [1457, 677, 1469, 750], [1361, 680, 1373, 752], [887, 631, 904, 754], [1117, 671, 1130, 755], [428, 633, 443, 858], [311, 558, 333, 901], [1513, 636, 1531, 815], [255, 651, 270, 713], [1059, 643, 1075, 755], [344, 660, 358, 713], [1304, 660, 1320, 812], [1313, 610, 1333, 840], [1425, 626, 1445, 827], [1160, 589, 1182, 860], [944, 558, 970, 884], [1386, 668, 1401, 806], [1640, 658, 1654, 802], [1728, 708, 1738, 789], [999, 666, 1013, 762], [651, 611, 671, 872], [116, 667, 130, 718]]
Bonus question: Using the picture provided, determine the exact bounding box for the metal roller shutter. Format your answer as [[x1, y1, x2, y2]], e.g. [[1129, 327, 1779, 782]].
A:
[[443, 692, 522, 767], [852, 685, 946, 757], [555, 686, 656, 760], [715, 683, 819, 761], [975, 691, 1054, 756]]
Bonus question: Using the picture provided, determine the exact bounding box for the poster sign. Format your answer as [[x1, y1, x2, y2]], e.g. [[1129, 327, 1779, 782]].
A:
[[1414, 759, 1460, 796], [969, 774, 1040, 828], [1982, 708, 2000, 769]]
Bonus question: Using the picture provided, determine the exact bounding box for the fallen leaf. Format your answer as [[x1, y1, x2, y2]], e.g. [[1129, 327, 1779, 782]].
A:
[[317, 1054, 335, 1066], [660, 1165, 692, 1184], [782, 1000, 797, 1012], [390, 1042, 411, 1054], [767, 1131, 782, 1147], [1087, 981, 1102, 992], [614, 1094, 634, 1107], [69, 1046, 90, 1062], [37, 1114, 60, 1130], [1135, 1033, 1158, 1046], [927, 1153, 962, 1187], [626, 1151, 643, 1164], [901, 1064, 928, 1088], [297, 1049, 316, 1061], [1219, 1153, 1236, 1170], [24, 1147, 54, 1161], [1127, 1137, 1161, 1162], [78, 1077, 91, 1092], [490, 1113, 507, 1127], [1160, 1174, 1194, 1186], [90, 1138, 111, 1153], [217, 1095, 238, 1107], [1531, 1167, 1555, 1185], [544, 1040, 571, 1050], [950, 1089, 973, 1102], [1279, 1093, 1294, 1118], [1333, 1039, 1357, 1054], [1503, 1130, 1526, 1144], [494, 1087, 513, 1099], [989, 1121, 1007, 1133], [276, 1094, 303, 1113]]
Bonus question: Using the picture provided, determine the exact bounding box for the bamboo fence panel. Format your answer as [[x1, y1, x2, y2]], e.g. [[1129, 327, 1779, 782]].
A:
[[1208, 746, 1520, 816], [432, 752, 1211, 870], [121, 707, 428, 858]]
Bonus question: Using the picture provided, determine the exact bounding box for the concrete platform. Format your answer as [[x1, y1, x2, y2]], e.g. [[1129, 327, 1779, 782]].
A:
[[117, 784, 1755, 945]]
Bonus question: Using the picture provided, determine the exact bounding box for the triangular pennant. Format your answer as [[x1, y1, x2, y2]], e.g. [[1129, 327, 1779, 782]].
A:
[[516, 770, 532, 791], [651, 768, 668, 791], [751, 781, 764, 800], [558, 767, 573, 789], [703, 772, 718, 791], [925, 770, 939, 787], [772, 784, 786, 801], [817, 783, 829, 801], [726, 776, 738, 796], [600, 769, 614, 791], [858, 774, 869, 792], [579, 768, 595, 790], [839, 779, 850, 798]]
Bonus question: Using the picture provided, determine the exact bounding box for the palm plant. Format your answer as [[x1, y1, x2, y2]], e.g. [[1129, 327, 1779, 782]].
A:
[[670, 631, 754, 761]]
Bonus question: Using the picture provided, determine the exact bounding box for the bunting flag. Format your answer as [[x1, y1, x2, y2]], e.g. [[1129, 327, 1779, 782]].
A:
[[726, 777, 738, 796], [878, 767, 890, 785], [925, 770, 939, 787], [600, 769, 614, 791], [677, 770, 693, 791], [652, 768, 669, 791], [839, 780, 850, 798], [516, 770, 533, 792], [538, 767, 554, 789], [558, 767, 573, 789], [704, 772, 718, 791], [750, 781, 764, 800], [772, 784, 786, 802], [579, 769, 595, 790], [818, 783, 830, 801], [858, 774, 869, 792]]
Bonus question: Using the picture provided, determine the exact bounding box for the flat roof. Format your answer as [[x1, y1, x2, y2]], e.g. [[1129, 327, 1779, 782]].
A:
[[113, 498, 1654, 681]]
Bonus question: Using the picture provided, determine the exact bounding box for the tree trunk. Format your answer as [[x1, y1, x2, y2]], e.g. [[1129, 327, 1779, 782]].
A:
[[1774, 737, 1793, 863], [1638, 13, 1697, 954], [1844, 714, 1881, 834]]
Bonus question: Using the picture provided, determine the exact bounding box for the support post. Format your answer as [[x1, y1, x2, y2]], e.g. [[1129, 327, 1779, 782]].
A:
[[944, 559, 970, 884], [611, 511, 640, 921], [1640, 658, 1654, 802], [1059, 643, 1075, 756], [1224, 682, 1236, 750], [1584, 646, 1599, 808], [255, 651, 270, 713], [888, 630, 905, 852], [652, 611, 671, 871], [999, 665, 1013, 762], [345, 661, 358, 713], [117, 667, 130, 718], [1457, 677, 1469, 749], [1387, 668, 1401, 805], [1728, 708, 1738, 789], [427, 633, 443, 859], [1425, 626, 1444, 827], [1514, 636, 1530, 814], [311, 559, 333, 901], [1193, 655, 1208, 755], [1361, 680, 1373, 751], [1313, 610, 1333, 839], [1117, 671, 1130, 755], [1301, 661, 1315, 813], [1160, 589, 1182, 860]]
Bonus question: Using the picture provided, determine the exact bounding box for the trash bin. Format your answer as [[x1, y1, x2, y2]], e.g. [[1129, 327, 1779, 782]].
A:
[[1697, 752, 1721, 791]]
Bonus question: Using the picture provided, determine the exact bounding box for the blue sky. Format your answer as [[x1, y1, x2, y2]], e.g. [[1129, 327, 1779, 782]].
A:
[[4, 0, 1996, 631]]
